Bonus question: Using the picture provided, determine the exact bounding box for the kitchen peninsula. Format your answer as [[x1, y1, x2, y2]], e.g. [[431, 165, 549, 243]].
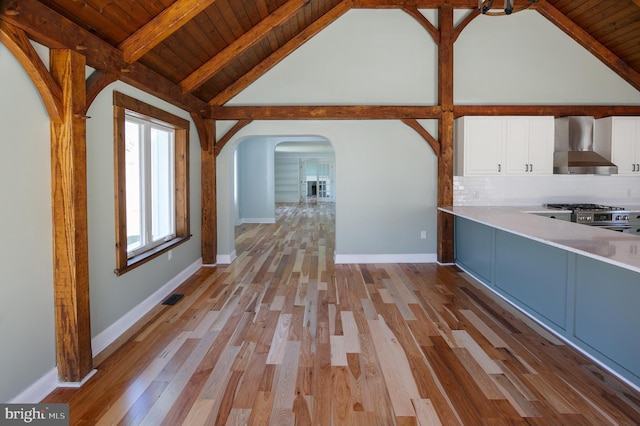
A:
[[440, 205, 640, 391]]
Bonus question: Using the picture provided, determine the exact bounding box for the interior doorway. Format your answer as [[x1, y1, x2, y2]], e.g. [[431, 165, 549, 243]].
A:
[[300, 160, 335, 203]]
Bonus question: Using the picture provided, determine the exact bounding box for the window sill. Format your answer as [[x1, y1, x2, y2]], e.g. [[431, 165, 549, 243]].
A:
[[114, 235, 191, 276]]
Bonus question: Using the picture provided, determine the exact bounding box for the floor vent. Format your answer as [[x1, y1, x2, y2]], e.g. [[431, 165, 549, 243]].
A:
[[162, 294, 184, 305]]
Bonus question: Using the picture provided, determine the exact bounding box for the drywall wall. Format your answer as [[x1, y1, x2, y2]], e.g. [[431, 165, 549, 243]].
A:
[[0, 42, 56, 403]]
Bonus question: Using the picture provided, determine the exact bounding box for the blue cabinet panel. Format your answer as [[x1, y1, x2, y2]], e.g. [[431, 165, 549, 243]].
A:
[[575, 256, 640, 378], [451, 214, 640, 388], [494, 231, 568, 329], [454, 218, 494, 284]]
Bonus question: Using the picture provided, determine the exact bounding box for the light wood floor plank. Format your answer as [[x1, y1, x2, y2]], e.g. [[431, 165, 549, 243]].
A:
[[41, 203, 640, 425]]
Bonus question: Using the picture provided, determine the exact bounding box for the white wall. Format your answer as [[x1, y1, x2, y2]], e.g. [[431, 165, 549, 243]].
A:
[[454, 10, 640, 104], [85, 82, 202, 337], [0, 42, 55, 403], [216, 121, 438, 263], [237, 137, 277, 223], [0, 44, 202, 401]]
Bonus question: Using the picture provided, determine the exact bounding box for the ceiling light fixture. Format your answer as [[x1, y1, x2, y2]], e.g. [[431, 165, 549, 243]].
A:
[[479, 0, 538, 16]]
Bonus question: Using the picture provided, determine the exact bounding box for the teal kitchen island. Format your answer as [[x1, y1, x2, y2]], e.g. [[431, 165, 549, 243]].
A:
[[440, 205, 640, 391]]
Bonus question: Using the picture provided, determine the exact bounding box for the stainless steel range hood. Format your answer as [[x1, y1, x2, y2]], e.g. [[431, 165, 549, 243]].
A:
[[553, 116, 618, 175]]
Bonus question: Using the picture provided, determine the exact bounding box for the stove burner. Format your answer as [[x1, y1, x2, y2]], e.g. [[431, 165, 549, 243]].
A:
[[545, 203, 625, 212], [544, 203, 630, 228]]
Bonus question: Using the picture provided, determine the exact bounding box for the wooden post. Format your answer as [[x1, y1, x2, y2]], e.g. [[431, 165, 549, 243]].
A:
[[49, 49, 93, 382], [192, 113, 217, 265], [437, 6, 455, 264]]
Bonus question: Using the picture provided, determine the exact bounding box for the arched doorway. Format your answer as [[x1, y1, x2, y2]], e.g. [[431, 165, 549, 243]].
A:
[[217, 135, 336, 264]]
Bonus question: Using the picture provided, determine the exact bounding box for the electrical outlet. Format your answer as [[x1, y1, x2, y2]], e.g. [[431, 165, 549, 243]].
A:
[[168, 249, 173, 260], [420, 230, 427, 239]]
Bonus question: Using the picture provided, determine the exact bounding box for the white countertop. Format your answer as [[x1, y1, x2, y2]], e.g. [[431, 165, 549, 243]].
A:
[[440, 205, 640, 274]]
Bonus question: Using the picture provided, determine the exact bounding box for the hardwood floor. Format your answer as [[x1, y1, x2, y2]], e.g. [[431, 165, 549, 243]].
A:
[[43, 202, 640, 425]]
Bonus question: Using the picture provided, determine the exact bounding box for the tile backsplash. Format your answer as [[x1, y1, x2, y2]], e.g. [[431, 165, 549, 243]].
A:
[[454, 175, 640, 207]]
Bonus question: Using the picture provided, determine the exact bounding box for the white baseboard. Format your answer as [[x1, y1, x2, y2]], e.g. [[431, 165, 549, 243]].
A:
[[91, 258, 202, 356], [9, 258, 203, 403], [217, 250, 237, 265], [334, 253, 437, 264], [238, 218, 275, 224], [9, 368, 59, 403]]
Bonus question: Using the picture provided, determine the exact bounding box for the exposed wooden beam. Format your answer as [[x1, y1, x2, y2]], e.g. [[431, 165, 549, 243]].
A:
[[536, 0, 640, 93], [215, 120, 252, 156], [352, 0, 477, 7], [180, 0, 310, 94], [453, 8, 480, 42], [401, 119, 440, 156], [402, 7, 439, 44], [210, 105, 442, 120], [438, 6, 455, 264], [85, 70, 117, 113], [0, 21, 62, 122], [49, 48, 93, 383], [0, 0, 206, 112], [454, 105, 640, 118], [119, 0, 219, 63], [191, 113, 217, 265], [210, 0, 352, 106]]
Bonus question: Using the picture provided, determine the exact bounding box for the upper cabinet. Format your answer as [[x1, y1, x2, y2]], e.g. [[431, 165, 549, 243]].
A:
[[455, 116, 554, 176], [595, 117, 640, 175]]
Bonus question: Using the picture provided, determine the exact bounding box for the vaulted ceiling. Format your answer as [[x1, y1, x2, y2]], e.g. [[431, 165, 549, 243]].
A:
[[1, 0, 640, 114]]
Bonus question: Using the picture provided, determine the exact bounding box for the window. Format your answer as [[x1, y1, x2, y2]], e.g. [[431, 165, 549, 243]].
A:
[[114, 92, 190, 275]]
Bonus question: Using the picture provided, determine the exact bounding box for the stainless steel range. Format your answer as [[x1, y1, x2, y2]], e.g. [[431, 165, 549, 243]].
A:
[[545, 203, 631, 231]]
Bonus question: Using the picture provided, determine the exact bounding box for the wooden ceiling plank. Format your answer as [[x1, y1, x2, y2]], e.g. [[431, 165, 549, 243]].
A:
[[210, 105, 442, 119], [536, 0, 640, 93], [209, 0, 352, 106], [0, 20, 63, 122], [120, 0, 219, 63], [180, 0, 311, 94], [1, 0, 206, 112]]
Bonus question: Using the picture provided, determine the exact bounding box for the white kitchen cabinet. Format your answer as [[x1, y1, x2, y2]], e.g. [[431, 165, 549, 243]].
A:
[[455, 116, 554, 176], [595, 117, 640, 175]]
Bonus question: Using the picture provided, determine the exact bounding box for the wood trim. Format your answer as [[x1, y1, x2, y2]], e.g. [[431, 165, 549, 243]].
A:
[[215, 119, 253, 156], [401, 7, 439, 44], [49, 49, 93, 382], [209, 0, 352, 106], [0, 21, 62, 122], [119, 0, 219, 63], [401, 119, 440, 156], [1, 0, 206, 112], [180, 0, 310, 94], [453, 8, 480, 42], [113, 92, 191, 275], [191, 112, 213, 152], [454, 105, 640, 118], [437, 6, 455, 264], [114, 92, 190, 129], [113, 104, 129, 272], [536, 0, 640, 92], [210, 105, 442, 120], [86, 70, 117, 113], [199, 117, 217, 265]]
